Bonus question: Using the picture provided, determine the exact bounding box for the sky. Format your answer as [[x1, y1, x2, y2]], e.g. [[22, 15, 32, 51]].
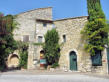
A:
[[0, 0, 109, 20]]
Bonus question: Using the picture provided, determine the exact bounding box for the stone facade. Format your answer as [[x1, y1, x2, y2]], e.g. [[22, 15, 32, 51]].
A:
[[54, 17, 108, 74], [54, 17, 91, 72], [11, 7, 109, 74], [13, 7, 53, 69]]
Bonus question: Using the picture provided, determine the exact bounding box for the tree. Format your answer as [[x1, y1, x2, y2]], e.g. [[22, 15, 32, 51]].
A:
[[0, 13, 17, 71], [81, 0, 108, 56], [43, 29, 60, 67], [107, 20, 109, 46], [18, 41, 28, 69]]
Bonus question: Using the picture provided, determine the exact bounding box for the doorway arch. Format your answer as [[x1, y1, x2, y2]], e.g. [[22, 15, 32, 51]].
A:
[[69, 51, 77, 71], [8, 54, 19, 68]]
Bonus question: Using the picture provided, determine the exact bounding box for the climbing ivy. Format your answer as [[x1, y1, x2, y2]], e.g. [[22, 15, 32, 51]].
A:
[[17, 41, 28, 69], [0, 13, 18, 71], [81, 0, 108, 56]]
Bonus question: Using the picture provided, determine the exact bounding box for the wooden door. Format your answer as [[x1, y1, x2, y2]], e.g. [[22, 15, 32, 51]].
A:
[[70, 51, 77, 71]]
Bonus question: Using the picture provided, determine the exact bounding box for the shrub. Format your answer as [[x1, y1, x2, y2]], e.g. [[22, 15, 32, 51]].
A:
[[43, 29, 60, 67]]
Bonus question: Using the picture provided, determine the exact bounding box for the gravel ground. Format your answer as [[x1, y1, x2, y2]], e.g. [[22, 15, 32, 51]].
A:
[[0, 70, 109, 82]]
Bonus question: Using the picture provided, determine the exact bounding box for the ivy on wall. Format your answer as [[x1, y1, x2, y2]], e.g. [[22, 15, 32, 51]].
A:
[[17, 41, 28, 69], [0, 13, 18, 71]]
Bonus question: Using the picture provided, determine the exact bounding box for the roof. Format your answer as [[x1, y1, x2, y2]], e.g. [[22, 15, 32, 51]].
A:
[[36, 19, 53, 23], [16, 7, 52, 15], [54, 16, 88, 21]]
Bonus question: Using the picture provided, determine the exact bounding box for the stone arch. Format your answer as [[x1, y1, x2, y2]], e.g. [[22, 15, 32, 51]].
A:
[[69, 51, 77, 71], [40, 50, 44, 54], [7, 54, 19, 68]]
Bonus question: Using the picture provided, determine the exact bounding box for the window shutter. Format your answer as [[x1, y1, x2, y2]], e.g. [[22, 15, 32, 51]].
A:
[[38, 36, 43, 43], [23, 35, 29, 42], [91, 51, 102, 66]]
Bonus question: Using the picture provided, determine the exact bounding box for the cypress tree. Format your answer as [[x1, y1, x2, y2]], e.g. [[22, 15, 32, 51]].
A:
[[81, 0, 108, 56]]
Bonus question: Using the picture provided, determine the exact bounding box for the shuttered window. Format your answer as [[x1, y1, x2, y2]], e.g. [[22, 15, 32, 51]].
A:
[[43, 23, 47, 27], [38, 36, 43, 43], [91, 51, 102, 66], [63, 35, 66, 42], [23, 35, 29, 42]]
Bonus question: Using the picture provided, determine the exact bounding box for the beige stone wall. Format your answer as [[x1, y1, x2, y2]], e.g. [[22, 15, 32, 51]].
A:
[[13, 7, 52, 42], [13, 7, 53, 69], [35, 21, 53, 43], [54, 16, 108, 74], [54, 16, 91, 71]]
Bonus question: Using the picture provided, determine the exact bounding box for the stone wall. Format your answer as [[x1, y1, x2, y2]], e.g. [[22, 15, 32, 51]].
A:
[[13, 7, 53, 69], [54, 16, 108, 74], [13, 7, 52, 42]]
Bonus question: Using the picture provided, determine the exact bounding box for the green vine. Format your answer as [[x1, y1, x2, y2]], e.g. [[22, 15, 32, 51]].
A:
[[33, 42, 44, 46], [17, 41, 28, 69], [0, 13, 18, 71]]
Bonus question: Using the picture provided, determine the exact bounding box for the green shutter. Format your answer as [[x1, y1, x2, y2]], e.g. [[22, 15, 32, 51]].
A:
[[91, 51, 102, 66]]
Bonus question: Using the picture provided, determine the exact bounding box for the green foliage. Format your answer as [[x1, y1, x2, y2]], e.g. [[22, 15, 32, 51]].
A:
[[19, 51, 28, 69], [33, 42, 44, 46], [0, 13, 18, 71], [87, 0, 105, 21], [43, 29, 60, 66], [51, 62, 59, 68], [107, 20, 109, 46], [18, 41, 28, 69], [81, 0, 108, 56]]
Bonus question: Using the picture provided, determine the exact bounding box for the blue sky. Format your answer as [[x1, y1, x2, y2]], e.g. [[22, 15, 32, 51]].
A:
[[0, 0, 109, 20]]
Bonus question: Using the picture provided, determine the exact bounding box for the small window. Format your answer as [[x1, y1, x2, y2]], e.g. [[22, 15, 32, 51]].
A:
[[23, 35, 29, 42], [91, 51, 102, 66], [38, 36, 43, 43], [52, 24, 55, 28], [63, 35, 66, 42], [43, 23, 47, 27]]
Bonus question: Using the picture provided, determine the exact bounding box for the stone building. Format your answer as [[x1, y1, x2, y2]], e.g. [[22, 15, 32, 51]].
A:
[[54, 17, 108, 74], [7, 7, 109, 74]]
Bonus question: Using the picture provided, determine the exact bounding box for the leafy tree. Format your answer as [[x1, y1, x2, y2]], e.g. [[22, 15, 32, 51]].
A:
[[43, 29, 60, 66], [0, 13, 17, 71], [81, 0, 108, 56], [18, 41, 28, 69], [107, 20, 109, 46]]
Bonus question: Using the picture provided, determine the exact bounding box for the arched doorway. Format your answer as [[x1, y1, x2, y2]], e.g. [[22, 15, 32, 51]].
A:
[[40, 50, 46, 69], [9, 54, 19, 68], [69, 51, 77, 71], [40, 50, 44, 57]]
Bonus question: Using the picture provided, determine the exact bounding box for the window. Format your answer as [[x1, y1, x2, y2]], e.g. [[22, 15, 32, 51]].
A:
[[38, 36, 43, 43], [23, 35, 29, 42], [91, 51, 102, 66], [63, 35, 66, 42], [43, 23, 47, 27], [52, 24, 55, 28]]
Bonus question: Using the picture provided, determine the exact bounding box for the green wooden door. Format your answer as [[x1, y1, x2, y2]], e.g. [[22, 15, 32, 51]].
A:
[[107, 48, 109, 73], [70, 51, 77, 71]]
